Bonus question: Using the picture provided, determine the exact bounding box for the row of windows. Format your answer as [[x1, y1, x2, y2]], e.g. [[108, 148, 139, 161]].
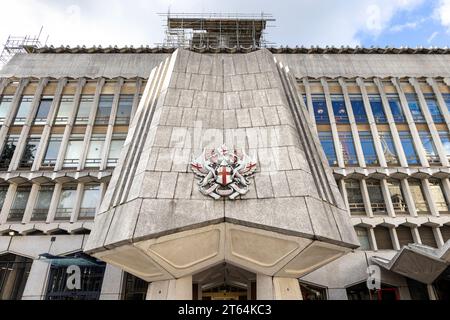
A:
[[319, 129, 450, 166], [311, 93, 450, 125], [0, 183, 101, 223], [355, 224, 450, 250], [0, 94, 134, 127], [344, 178, 449, 216]]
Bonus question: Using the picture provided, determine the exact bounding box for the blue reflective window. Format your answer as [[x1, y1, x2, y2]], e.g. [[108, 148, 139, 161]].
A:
[[419, 131, 440, 164], [439, 131, 450, 157], [312, 96, 329, 124], [406, 94, 426, 123], [318, 131, 337, 166], [359, 131, 378, 165], [424, 94, 444, 123], [350, 97, 367, 123], [379, 132, 399, 165], [399, 131, 419, 165], [387, 96, 405, 123], [369, 96, 387, 123], [331, 97, 349, 123], [443, 94, 450, 113], [338, 132, 358, 166]]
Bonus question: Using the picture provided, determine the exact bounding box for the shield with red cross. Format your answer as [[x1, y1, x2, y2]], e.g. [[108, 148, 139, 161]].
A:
[[216, 165, 233, 186]]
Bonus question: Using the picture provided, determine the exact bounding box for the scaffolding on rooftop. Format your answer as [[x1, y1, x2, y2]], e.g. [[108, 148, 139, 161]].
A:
[[0, 27, 44, 66], [158, 12, 276, 49]]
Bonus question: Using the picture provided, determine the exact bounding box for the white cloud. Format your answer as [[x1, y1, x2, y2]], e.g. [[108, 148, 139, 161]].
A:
[[0, 0, 427, 48], [436, 0, 450, 31]]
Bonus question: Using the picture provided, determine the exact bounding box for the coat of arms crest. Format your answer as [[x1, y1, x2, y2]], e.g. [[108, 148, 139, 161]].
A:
[[191, 145, 257, 200]]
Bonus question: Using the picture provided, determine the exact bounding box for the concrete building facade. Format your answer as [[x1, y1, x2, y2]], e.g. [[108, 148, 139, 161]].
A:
[[0, 36, 450, 300]]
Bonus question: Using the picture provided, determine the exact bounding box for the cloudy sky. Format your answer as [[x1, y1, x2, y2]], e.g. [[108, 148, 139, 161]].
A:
[[0, 0, 450, 48]]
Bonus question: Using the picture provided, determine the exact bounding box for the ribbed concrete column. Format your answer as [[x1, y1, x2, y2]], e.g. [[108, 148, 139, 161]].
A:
[[321, 78, 345, 168], [412, 227, 422, 244], [426, 77, 450, 135], [421, 179, 439, 216], [338, 179, 350, 216], [433, 227, 445, 248], [146, 276, 193, 300], [55, 78, 86, 171], [0, 79, 30, 158], [374, 78, 409, 167], [70, 183, 84, 223], [302, 78, 316, 130], [356, 78, 387, 167], [46, 183, 62, 223], [21, 184, 40, 224], [9, 78, 49, 171], [339, 78, 366, 167], [389, 227, 401, 250], [130, 78, 143, 121], [360, 179, 373, 217], [409, 77, 449, 166], [32, 78, 68, 171], [273, 277, 303, 300], [400, 179, 418, 217], [368, 227, 378, 251], [391, 77, 429, 167], [380, 179, 396, 217], [0, 184, 17, 224], [100, 78, 124, 170], [257, 274, 274, 300], [78, 78, 106, 170]]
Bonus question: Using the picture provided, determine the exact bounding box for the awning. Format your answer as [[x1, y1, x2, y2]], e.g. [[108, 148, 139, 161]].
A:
[[371, 242, 450, 284], [39, 253, 105, 267]]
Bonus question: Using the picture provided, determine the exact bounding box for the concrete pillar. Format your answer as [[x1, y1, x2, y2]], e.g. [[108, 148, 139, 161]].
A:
[[440, 178, 450, 207], [99, 264, 124, 300], [272, 277, 303, 300], [433, 227, 445, 248], [55, 78, 86, 171], [257, 274, 274, 300], [400, 179, 418, 217], [146, 276, 193, 300], [70, 183, 84, 223], [356, 78, 387, 167], [380, 179, 396, 217], [338, 78, 366, 167], [427, 284, 438, 300], [389, 227, 401, 251], [368, 227, 378, 251], [374, 78, 409, 167], [412, 227, 422, 244], [409, 78, 449, 166], [327, 288, 348, 300], [21, 260, 50, 300], [302, 78, 316, 130], [32, 78, 68, 171], [0, 78, 10, 96], [321, 78, 345, 168], [338, 179, 351, 216], [130, 78, 143, 122], [421, 179, 439, 216], [46, 183, 62, 223], [391, 77, 429, 167], [0, 184, 18, 224], [21, 184, 40, 224], [360, 179, 373, 217]]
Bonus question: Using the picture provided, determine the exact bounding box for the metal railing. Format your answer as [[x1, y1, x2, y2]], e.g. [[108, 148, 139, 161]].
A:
[[7, 209, 25, 222], [54, 208, 72, 220], [31, 208, 49, 221], [78, 208, 96, 219]]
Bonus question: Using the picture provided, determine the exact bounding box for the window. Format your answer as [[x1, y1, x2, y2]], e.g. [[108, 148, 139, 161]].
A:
[[359, 131, 378, 165], [55, 185, 77, 220], [443, 93, 450, 113], [45, 253, 106, 300], [366, 179, 386, 215], [318, 131, 337, 166], [338, 132, 358, 166], [312, 95, 329, 124], [0, 96, 13, 125], [406, 94, 426, 123], [387, 179, 408, 214], [428, 179, 449, 213], [388, 95, 405, 123], [64, 135, 85, 168], [439, 131, 450, 159], [107, 135, 126, 167], [369, 96, 387, 123], [34, 96, 53, 124], [408, 179, 429, 214], [79, 184, 101, 219], [42, 135, 62, 168], [0, 254, 32, 300], [0, 135, 19, 170], [55, 96, 74, 125], [8, 186, 31, 222], [379, 132, 399, 165], [355, 227, 371, 250], [417, 226, 438, 248], [399, 131, 419, 165], [331, 96, 348, 123], [31, 185, 54, 221], [299, 282, 327, 300], [397, 225, 414, 247], [440, 225, 450, 243], [14, 96, 33, 125], [419, 131, 439, 164], [0, 185, 8, 213], [373, 226, 394, 250], [95, 95, 113, 125], [350, 97, 368, 123], [424, 94, 444, 123], [19, 136, 40, 168], [345, 179, 365, 215], [116, 95, 133, 125], [122, 272, 149, 300], [86, 135, 105, 168], [75, 95, 93, 125]]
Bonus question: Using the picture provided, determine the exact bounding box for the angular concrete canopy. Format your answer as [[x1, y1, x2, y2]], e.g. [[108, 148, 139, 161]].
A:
[[85, 48, 359, 282]]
